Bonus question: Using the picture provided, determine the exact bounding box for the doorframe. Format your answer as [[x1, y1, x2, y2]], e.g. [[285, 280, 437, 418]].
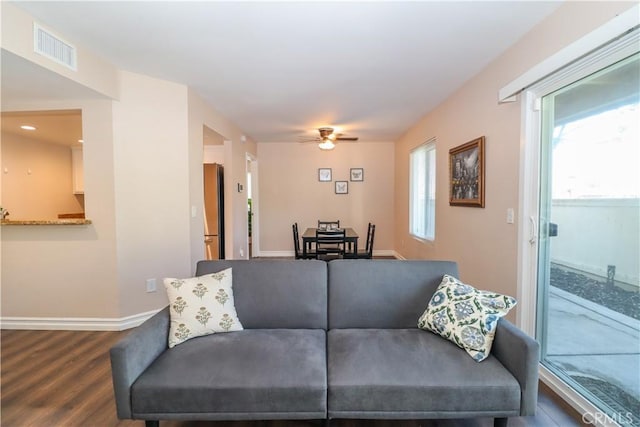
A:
[[246, 152, 258, 258]]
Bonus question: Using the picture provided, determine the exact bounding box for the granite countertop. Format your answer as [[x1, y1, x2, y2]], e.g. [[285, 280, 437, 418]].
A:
[[1, 219, 92, 225]]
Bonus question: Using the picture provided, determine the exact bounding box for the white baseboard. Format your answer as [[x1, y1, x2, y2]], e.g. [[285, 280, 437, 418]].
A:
[[373, 249, 399, 258], [254, 250, 295, 257], [0, 309, 161, 331]]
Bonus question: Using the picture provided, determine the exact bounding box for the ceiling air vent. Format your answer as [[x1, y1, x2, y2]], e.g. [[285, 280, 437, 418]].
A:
[[33, 23, 77, 71]]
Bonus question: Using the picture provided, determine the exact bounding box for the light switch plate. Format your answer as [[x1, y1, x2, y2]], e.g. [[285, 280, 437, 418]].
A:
[[506, 208, 515, 224]]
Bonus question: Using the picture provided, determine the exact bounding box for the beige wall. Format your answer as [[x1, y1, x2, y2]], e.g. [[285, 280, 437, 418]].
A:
[[1, 4, 256, 323], [111, 71, 193, 316], [1, 132, 84, 219], [393, 1, 636, 319], [1, 72, 256, 321], [0, 2, 119, 100], [1, 74, 198, 319], [1, 98, 120, 319], [258, 141, 395, 255]]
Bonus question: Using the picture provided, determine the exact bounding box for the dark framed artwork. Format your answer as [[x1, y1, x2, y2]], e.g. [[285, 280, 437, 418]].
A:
[[335, 181, 348, 194], [350, 168, 364, 182], [449, 136, 485, 207], [318, 168, 332, 182]]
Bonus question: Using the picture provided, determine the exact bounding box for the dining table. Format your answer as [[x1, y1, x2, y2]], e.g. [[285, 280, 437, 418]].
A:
[[301, 227, 359, 258]]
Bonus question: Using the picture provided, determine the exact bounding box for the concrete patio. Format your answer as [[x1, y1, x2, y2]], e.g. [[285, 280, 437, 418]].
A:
[[546, 286, 640, 424]]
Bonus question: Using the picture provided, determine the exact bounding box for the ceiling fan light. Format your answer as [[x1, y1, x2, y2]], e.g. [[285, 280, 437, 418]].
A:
[[318, 140, 335, 150]]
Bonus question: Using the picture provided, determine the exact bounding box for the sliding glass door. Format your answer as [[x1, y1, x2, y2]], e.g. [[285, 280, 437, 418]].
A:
[[536, 53, 639, 426]]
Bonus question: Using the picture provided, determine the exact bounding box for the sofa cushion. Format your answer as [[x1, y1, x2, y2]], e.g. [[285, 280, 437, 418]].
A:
[[328, 260, 459, 329], [418, 274, 517, 362], [327, 329, 520, 418], [132, 329, 327, 419], [196, 260, 328, 329], [164, 268, 243, 348]]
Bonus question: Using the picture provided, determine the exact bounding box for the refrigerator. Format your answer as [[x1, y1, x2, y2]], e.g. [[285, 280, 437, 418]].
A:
[[204, 163, 225, 260]]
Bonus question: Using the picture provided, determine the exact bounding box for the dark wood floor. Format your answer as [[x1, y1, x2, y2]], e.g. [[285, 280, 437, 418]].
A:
[[0, 329, 584, 427]]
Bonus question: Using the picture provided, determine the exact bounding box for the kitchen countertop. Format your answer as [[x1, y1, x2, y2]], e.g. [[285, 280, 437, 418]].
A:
[[1, 219, 92, 225]]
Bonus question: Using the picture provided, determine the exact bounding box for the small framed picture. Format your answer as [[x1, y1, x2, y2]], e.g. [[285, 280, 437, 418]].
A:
[[350, 168, 364, 182], [335, 181, 348, 194], [318, 168, 332, 182]]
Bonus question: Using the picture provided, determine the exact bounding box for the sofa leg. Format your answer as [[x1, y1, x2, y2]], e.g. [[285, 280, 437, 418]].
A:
[[145, 421, 159, 427], [494, 417, 508, 427]]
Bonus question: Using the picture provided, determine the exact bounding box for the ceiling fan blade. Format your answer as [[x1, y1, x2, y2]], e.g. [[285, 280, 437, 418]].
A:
[[336, 137, 359, 141]]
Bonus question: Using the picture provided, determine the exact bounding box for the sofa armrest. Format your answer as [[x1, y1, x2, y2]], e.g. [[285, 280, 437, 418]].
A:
[[110, 307, 169, 419], [491, 319, 540, 416]]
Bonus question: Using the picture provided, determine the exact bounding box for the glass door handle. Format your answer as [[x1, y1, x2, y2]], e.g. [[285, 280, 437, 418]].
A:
[[529, 216, 538, 244]]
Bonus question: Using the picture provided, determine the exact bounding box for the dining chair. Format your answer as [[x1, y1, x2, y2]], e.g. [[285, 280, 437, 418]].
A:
[[344, 223, 375, 259], [293, 223, 315, 260], [317, 220, 340, 230], [315, 228, 346, 261]]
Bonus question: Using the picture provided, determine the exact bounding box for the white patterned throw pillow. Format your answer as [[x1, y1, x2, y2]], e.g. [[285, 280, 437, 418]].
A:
[[418, 274, 516, 362], [164, 268, 243, 348]]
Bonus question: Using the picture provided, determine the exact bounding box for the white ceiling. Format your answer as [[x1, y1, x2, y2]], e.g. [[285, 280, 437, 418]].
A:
[[5, 1, 562, 143]]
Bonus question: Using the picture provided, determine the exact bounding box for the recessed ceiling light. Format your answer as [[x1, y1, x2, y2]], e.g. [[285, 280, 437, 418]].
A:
[[78, 139, 84, 143], [20, 125, 36, 131]]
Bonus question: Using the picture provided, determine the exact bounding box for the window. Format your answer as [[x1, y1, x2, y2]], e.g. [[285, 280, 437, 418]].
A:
[[409, 140, 436, 240]]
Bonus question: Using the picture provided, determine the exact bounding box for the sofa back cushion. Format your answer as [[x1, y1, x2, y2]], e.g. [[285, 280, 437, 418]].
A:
[[196, 260, 327, 329], [328, 260, 459, 329]]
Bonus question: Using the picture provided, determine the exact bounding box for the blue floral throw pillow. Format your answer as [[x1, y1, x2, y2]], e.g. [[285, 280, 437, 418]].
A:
[[418, 274, 516, 362]]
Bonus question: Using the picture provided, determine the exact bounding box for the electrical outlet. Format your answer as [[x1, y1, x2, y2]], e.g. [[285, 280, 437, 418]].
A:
[[239, 248, 245, 257], [146, 278, 157, 293]]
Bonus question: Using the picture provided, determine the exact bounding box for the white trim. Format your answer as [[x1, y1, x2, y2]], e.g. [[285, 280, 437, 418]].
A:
[[246, 152, 259, 259], [516, 90, 541, 336], [255, 250, 295, 258], [0, 309, 161, 331], [392, 251, 407, 260], [372, 249, 398, 257], [499, 5, 639, 102]]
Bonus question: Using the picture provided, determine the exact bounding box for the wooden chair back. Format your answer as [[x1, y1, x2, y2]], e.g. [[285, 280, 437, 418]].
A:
[[318, 220, 340, 230], [315, 228, 346, 257]]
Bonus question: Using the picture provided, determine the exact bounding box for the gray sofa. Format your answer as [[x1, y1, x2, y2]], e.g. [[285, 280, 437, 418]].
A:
[[110, 260, 539, 427]]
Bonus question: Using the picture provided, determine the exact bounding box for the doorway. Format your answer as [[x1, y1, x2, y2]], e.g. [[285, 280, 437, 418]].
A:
[[203, 125, 226, 260], [246, 153, 258, 258]]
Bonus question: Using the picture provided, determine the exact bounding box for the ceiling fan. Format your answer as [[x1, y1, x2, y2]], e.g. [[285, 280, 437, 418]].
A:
[[299, 127, 359, 150]]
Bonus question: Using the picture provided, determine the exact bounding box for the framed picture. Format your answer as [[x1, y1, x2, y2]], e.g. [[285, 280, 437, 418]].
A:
[[318, 168, 332, 182], [335, 181, 348, 194], [350, 168, 364, 182], [449, 136, 485, 207]]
